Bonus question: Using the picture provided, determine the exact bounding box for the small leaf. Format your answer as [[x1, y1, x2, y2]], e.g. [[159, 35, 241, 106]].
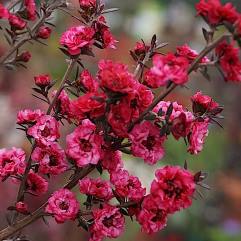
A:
[[102, 8, 119, 14]]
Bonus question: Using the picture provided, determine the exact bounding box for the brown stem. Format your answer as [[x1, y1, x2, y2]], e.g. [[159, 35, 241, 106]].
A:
[[133, 50, 152, 78], [16, 141, 36, 202], [0, 165, 95, 240], [47, 58, 77, 115], [0, 2, 64, 65]]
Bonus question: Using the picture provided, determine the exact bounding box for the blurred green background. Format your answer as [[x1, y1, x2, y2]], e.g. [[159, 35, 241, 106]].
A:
[[0, 0, 241, 241]]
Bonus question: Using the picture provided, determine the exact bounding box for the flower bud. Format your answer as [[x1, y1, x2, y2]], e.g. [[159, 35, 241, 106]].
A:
[[16, 202, 28, 214], [34, 74, 51, 87], [17, 51, 31, 62], [36, 26, 52, 39]]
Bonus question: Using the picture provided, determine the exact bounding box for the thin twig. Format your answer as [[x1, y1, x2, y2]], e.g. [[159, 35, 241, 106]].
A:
[[47, 58, 77, 115]]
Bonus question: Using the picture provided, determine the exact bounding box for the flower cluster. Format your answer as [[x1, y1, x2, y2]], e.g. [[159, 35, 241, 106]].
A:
[[0, 1, 240, 241], [196, 0, 241, 36]]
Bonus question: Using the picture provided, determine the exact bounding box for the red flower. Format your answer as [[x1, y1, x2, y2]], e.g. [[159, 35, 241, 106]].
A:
[[24, 0, 36, 21], [0, 4, 9, 19], [94, 16, 117, 49], [36, 26, 52, 39], [133, 41, 150, 58], [26, 172, 48, 195], [31, 142, 67, 175], [90, 204, 125, 241], [79, 70, 99, 92], [72, 92, 106, 120], [110, 169, 146, 202], [145, 53, 189, 88], [8, 14, 27, 30], [137, 194, 168, 234], [107, 101, 133, 138], [27, 115, 60, 145], [45, 189, 79, 223], [129, 121, 166, 165], [0, 148, 26, 180], [151, 166, 196, 213], [191, 91, 222, 115], [196, 0, 238, 26], [66, 119, 103, 167], [98, 59, 137, 93], [16, 202, 28, 214], [100, 149, 123, 174], [216, 41, 241, 82], [34, 74, 51, 87], [171, 112, 193, 140], [79, 0, 97, 8], [79, 177, 113, 201], [60, 26, 95, 55]]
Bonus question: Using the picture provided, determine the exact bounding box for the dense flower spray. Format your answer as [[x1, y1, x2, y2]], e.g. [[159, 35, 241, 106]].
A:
[[0, 0, 240, 241]]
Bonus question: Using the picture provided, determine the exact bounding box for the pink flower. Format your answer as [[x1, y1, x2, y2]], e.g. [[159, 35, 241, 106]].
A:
[[60, 26, 95, 55], [71, 92, 106, 120], [90, 204, 125, 241], [153, 101, 194, 140], [151, 166, 196, 213], [31, 142, 67, 175], [24, 0, 36, 21], [8, 14, 27, 30], [17, 109, 44, 124], [94, 16, 118, 49], [34, 74, 51, 87], [98, 60, 137, 93], [176, 44, 209, 64], [66, 119, 102, 167], [36, 26, 52, 39], [137, 194, 168, 234], [0, 4, 9, 19], [110, 169, 146, 202], [145, 53, 189, 88], [100, 149, 123, 173], [16, 202, 28, 214], [129, 121, 166, 165], [45, 189, 79, 223], [0, 148, 26, 180], [79, 70, 99, 92], [27, 115, 60, 145], [26, 172, 48, 195], [188, 120, 209, 154], [196, 0, 238, 26], [79, 177, 113, 201], [191, 91, 222, 115]]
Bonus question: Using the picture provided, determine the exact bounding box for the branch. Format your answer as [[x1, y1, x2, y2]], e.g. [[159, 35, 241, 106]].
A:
[[6, 0, 22, 10], [0, 1, 65, 65], [47, 58, 77, 115], [0, 165, 95, 240], [128, 33, 231, 132]]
